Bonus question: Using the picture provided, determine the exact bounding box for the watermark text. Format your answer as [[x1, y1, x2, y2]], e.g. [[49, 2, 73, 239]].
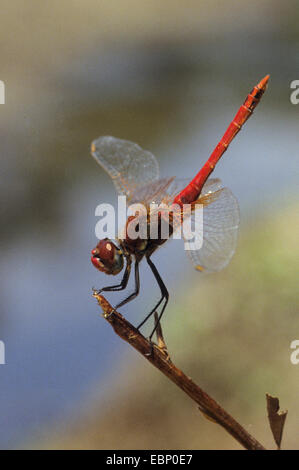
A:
[[95, 196, 203, 250], [0, 341, 5, 365], [290, 80, 299, 105], [290, 340, 299, 364], [0, 80, 5, 104]]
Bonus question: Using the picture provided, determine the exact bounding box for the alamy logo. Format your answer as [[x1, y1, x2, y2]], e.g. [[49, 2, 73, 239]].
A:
[[95, 196, 204, 250], [290, 340, 299, 365], [0, 341, 5, 365], [290, 80, 299, 105], [0, 80, 5, 104]]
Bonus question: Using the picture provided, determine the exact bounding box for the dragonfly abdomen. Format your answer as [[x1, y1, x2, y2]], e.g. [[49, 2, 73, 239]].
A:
[[173, 75, 269, 206]]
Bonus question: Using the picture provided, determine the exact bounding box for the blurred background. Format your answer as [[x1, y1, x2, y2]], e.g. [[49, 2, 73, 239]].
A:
[[0, 0, 298, 450]]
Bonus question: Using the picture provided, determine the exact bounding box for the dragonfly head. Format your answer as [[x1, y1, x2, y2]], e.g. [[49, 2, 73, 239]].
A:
[[91, 239, 124, 275]]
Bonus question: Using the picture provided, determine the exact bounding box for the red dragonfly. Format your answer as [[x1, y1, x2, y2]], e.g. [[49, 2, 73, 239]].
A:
[[91, 75, 269, 340]]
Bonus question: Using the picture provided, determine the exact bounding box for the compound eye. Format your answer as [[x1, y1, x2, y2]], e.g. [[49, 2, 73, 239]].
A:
[[91, 239, 124, 275], [98, 239, 115, 261]]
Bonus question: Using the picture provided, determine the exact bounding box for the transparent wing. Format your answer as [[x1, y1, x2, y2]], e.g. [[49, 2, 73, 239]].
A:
[[183, 186, 240, 273], [129, 178, 226, 244], [130, 177, 176, 205], [161, 177, 222, 204], [129, 176, 194, 206], [200, 178, 222, 195], [127, 177, 226, 243], [124, 177, 190, 243], [154, 178, 224, 236], [130, 177, 221, 206], [91, 136, 159, 200]]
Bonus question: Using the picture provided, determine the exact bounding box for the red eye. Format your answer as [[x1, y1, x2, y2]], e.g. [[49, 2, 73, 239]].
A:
[[97, 240, 115, 261], [91, 239, 124, 275]]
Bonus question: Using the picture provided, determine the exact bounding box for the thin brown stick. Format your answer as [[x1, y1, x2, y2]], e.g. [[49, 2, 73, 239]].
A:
[[93, 292, 266, 451]]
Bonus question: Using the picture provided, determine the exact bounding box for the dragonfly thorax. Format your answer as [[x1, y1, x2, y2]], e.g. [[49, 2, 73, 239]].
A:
[[122, 212, 173, 257]]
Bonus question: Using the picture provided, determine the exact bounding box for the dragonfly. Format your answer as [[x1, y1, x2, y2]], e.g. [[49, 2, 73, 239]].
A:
[[91, 75, 269, 340]]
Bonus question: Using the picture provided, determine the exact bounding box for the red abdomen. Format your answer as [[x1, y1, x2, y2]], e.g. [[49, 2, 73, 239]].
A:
[[173, 75, 269, 206]]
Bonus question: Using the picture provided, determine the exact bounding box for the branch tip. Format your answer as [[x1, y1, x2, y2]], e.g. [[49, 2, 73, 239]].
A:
[[93, 292, 266, 450]]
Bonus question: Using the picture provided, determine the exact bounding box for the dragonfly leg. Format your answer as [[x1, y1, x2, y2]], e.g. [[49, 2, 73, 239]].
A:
[[136, 292, 164, 331], [149, 296, 169, 341], [137, 256, 169, 340], [97, 257, 132, 294], [114, 260, 140, 309]]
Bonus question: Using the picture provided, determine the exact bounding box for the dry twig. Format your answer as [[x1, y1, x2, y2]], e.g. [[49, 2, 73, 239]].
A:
[[93, 292, 266, 450]]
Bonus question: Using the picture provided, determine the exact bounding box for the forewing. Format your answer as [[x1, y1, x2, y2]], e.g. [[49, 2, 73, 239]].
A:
[[157, 177, 222, 204], [149, 177, 224, 236], [184, 186, 240, 273], [91, 136, 159, 200], [130, 177, 176, 205], [130, 177, 227, 242], [200, 178, 222, 195]]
